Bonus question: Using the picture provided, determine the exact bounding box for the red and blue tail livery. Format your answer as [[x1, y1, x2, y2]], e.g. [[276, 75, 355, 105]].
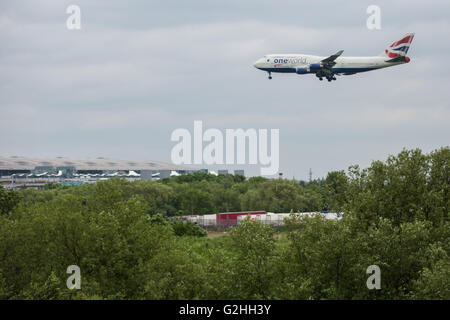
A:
[[384, 33, 415, 59]]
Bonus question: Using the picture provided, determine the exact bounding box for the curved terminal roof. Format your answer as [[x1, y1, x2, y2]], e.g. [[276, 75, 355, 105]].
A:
[[0, 156, 191, 171]]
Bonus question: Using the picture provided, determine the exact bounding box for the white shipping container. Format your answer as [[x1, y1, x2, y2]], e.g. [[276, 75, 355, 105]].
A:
[[197, 214, 217, 226], [237, 212, 341, 225]]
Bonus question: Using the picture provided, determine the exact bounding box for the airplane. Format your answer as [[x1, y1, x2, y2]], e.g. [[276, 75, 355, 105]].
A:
[[253, 33, 415, 82]]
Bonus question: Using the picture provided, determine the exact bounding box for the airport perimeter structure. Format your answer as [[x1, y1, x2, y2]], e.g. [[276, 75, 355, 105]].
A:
[[0, 156, 195, 189], [0, 156, 245, 189]]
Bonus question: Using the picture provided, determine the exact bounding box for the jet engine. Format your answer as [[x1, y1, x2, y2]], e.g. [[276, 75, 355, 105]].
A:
[[309, 63, 323, 71], [295, 67, 309, 74]]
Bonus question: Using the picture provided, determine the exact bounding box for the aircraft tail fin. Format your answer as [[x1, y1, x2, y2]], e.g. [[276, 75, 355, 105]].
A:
[[379, 33, 415, 59]]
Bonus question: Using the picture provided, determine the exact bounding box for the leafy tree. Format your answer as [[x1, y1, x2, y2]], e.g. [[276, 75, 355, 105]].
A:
[[324, 170, 348, 211], [241, 179, 308, 212], [411, 243, 450, 299], [345, 148, 449, 227], [0, 147, 448, 300], [172, 221, 207, 237], [178, 185, 215, 215], [0, 186, 20, 215], [228, 217, 277, 299]]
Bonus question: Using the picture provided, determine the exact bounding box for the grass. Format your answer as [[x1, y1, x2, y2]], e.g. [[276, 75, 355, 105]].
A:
[[207, 231, 228, 239]]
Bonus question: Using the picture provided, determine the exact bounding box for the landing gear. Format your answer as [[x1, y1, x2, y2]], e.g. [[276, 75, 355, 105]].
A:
[[268, 72, 272, 80], [316, 69, 337, 82]]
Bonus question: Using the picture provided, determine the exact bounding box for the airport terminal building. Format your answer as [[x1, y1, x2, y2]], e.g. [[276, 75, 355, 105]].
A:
[[0, 156, 194, 189], [0, 157, 245, 189]]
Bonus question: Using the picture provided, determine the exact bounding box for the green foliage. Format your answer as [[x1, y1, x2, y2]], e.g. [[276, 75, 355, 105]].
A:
[[240, 179, 318, 212], [0, 147, 448, 299], [410, 243, 450, 299], [0, 190, 177, 299], [44, 182, 63, 190], [228, 217, 277, 299], [177, 184, 215, 215], [323, 170, 348, 211], [0, 186, 20, 215], [345, 148, 449, 227], [172, 221, 207, 237]]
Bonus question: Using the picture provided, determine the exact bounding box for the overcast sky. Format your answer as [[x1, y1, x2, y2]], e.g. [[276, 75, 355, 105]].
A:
[[1, 0, 449, 179]]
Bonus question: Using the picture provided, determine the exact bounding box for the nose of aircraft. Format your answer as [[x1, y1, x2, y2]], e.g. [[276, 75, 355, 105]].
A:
[[253, 59, 261, 69]]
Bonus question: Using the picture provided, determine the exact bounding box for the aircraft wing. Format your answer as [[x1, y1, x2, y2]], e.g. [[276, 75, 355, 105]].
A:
[[321, 50, 344, 65], [304, 50, 344, 81]]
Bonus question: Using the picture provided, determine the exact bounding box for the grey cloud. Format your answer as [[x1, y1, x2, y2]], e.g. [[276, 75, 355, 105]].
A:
[[1, 1, 449, 179]]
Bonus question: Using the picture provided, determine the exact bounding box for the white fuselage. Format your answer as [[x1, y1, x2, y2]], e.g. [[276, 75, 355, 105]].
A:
[[253, 54, 405, 75]]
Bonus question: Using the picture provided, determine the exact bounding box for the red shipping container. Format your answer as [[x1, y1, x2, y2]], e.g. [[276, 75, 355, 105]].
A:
[[216, 211, 266, 226]]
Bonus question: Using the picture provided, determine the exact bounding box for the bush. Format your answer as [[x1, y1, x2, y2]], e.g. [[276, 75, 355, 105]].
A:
[[172, 221, 207, 237]]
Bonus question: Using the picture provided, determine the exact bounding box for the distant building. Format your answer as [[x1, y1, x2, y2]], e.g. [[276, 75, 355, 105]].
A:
[[158, 170, 171, 179], [140, 170, 154, 181], [0, 156, 193, 189], [0, 157, 248, 189]]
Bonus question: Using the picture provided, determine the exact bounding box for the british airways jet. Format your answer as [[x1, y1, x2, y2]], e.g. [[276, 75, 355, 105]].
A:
[[253, 33, 415, 82]]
